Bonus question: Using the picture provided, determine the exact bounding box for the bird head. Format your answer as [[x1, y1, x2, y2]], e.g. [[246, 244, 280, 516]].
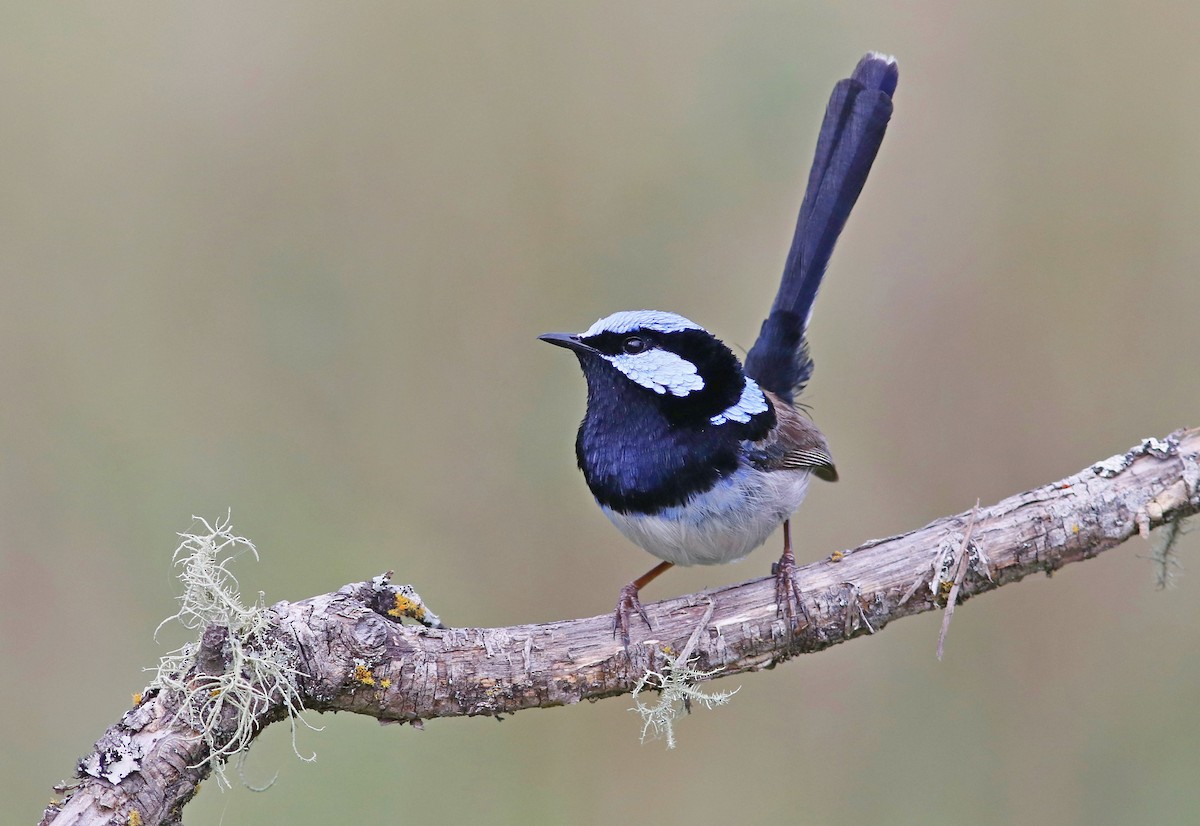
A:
[[540, 310, 773, 431]]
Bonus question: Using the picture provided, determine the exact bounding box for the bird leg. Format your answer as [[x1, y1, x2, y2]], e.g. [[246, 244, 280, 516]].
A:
[[613, 561, 674, 644], [772, 520, 809, 630]]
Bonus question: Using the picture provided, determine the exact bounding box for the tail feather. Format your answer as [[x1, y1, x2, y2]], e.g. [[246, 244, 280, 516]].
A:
[[745, 53, 897, 403]]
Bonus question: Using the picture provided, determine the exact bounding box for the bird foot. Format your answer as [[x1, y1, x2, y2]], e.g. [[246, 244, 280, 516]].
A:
[[772, 550, 810, 631], [613, 582, 653, 645]]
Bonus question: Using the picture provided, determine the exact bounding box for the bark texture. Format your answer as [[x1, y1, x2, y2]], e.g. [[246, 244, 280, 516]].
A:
[[43, 429, 1199, 826]]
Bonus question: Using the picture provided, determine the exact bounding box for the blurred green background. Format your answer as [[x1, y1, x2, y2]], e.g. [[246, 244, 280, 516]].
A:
[[3, 3, 1199, 824]]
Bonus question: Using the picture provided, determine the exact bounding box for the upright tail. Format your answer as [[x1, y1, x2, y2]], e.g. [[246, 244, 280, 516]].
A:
[[744, 53, 898, 404]]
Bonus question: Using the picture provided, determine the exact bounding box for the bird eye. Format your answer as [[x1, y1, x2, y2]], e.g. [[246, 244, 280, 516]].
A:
[[622, 336, 647, 354]]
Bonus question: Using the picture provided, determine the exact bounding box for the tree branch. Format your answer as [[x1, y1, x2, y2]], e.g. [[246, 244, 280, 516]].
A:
[[43, 429, 1199, 826]]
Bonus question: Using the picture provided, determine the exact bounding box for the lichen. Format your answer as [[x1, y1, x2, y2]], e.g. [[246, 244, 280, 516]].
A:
[[351, 661, 376, 686], [1152, 518, 1187, 589], [388, 593, 425, 622], [148, 512, 321, 789], [630, 654, 740, 749]]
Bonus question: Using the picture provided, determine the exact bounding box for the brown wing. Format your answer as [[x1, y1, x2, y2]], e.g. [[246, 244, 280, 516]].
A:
[[747, 390, 838, 482]]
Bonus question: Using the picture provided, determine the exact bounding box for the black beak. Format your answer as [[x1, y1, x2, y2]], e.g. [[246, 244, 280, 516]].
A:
[[538, 332, 595, 354]]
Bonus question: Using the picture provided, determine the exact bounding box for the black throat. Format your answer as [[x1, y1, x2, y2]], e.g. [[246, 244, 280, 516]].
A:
[[572, 344, 774, 514]]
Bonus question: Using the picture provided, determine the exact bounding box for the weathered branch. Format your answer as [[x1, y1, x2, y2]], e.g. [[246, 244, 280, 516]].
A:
[[43, 428, 1199, 826]]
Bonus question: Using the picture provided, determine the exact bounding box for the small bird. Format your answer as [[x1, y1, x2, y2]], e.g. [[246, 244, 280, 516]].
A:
[[541, 53, 897, 642]]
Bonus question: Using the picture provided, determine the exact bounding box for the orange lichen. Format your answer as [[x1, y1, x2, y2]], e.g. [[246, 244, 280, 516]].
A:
[[128, 811, 143, 826], [352, 664, 376, 686], [829, 550, 844, 562], [380, 678, 391, 689], [132, 692, 143, 706], [387, 593, 426, 621]]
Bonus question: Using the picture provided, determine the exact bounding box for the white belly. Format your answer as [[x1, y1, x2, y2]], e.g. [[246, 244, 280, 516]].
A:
[[600, 467, 812, 566]]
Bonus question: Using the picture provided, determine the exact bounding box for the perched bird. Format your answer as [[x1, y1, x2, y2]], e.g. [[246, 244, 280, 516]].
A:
[[541, 53, 897, 642]]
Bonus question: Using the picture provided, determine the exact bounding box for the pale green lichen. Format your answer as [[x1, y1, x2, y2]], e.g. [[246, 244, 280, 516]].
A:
[[630, 654, 740, 750], [149, 512, 320, 789], [1152, 518, 1186, 589]]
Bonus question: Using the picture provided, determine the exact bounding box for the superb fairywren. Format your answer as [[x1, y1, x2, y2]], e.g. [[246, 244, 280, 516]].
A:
[[541, 53, 897, 642]]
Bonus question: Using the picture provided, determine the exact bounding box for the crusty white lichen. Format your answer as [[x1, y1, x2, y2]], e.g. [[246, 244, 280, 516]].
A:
[[149, 513, 320, 788], [79, 734, 145, 784], [630, 654, 739, 749]]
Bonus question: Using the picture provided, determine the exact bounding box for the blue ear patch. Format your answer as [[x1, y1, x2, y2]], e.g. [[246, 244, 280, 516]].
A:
[[710, 377, 768, 425], [604, 349, 705, 397]]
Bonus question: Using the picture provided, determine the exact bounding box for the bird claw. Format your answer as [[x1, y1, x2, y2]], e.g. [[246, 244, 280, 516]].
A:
[[773, 550, 810, 631], [613, 582, 653, 645]]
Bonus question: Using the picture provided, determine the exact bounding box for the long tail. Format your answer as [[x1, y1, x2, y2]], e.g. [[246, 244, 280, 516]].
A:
[[744, 53, 897, 404]]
